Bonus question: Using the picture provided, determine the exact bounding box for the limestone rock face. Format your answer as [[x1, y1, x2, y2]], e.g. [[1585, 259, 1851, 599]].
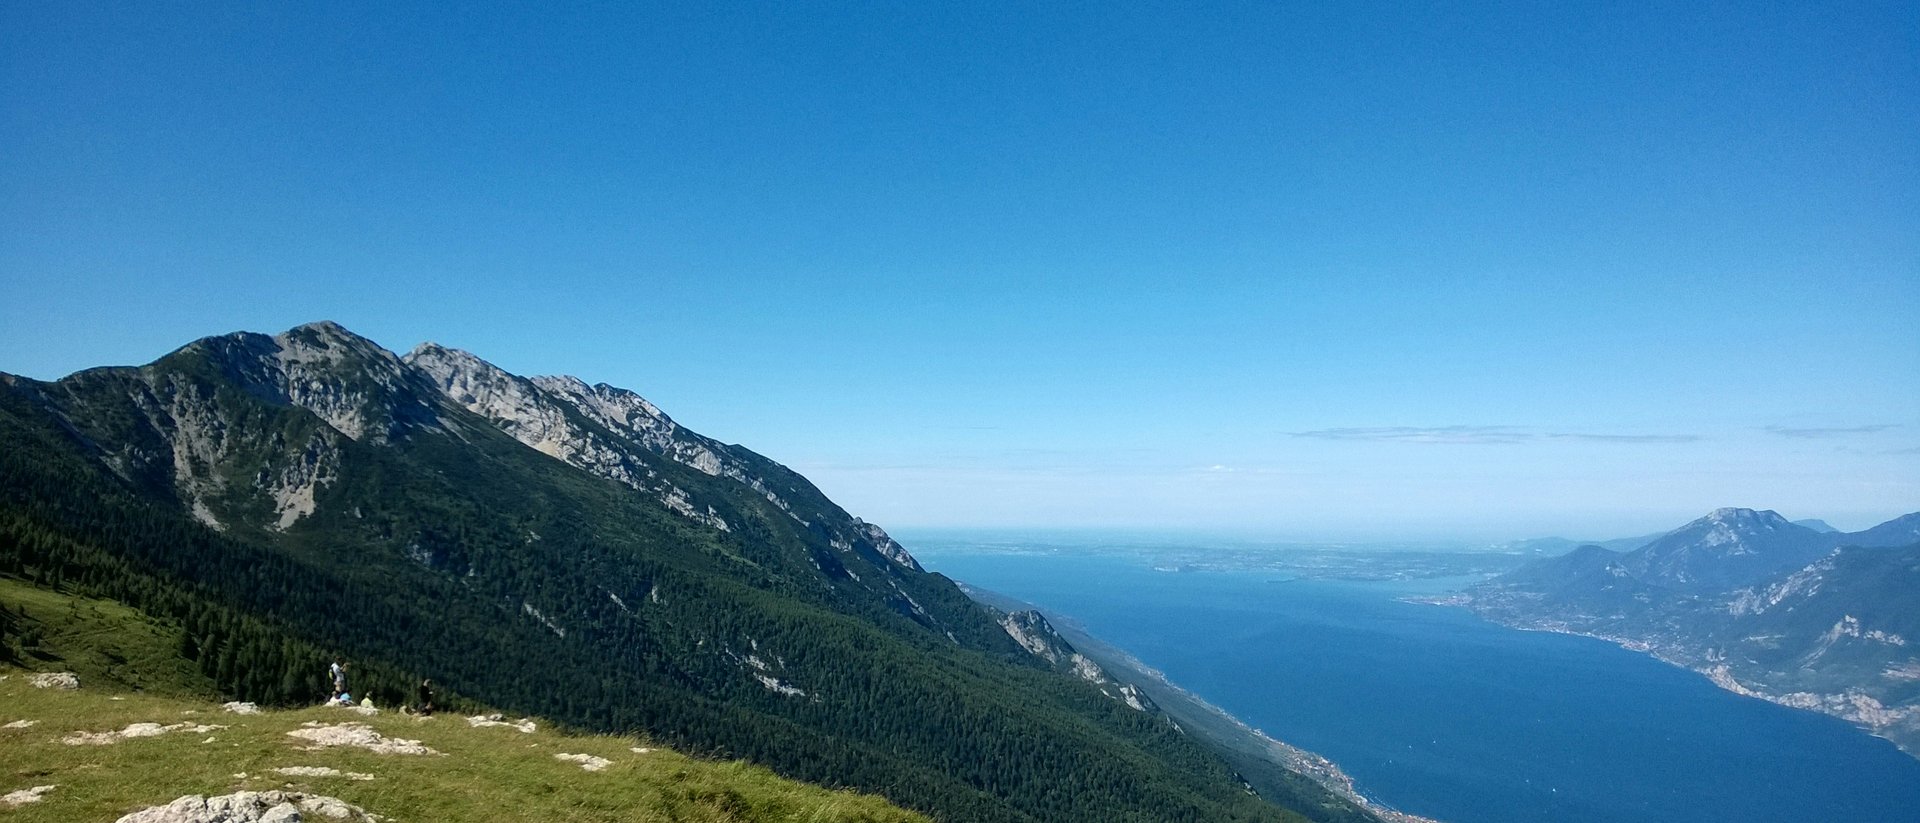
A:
[[995, 609, 1157, 713], [114, 791, 376, 823]]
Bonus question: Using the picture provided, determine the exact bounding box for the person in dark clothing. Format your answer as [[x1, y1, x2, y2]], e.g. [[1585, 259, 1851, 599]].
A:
[[417, 678, 434, 716]]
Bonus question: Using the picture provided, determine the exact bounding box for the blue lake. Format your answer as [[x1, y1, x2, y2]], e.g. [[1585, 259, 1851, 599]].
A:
[[912, 544, 1920, 823]]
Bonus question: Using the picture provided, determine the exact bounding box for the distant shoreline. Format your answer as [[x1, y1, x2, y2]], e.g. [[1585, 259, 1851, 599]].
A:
[[1093, 643, 1445, 823], [1410, 595, 1920, 763], [957, 576, 1442, 822]]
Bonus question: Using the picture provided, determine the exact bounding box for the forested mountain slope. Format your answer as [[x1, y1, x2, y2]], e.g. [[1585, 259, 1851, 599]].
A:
[[0, 321, 1371, 823], [1460, 508, 1920, 758]]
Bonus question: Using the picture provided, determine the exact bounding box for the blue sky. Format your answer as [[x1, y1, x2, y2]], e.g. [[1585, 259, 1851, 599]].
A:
[[3, 2, 1915, 540]]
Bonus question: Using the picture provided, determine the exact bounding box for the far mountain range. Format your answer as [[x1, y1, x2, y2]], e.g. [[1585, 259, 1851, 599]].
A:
[[1452, 507, 1920, 757], [1490, 516, 1839, 556]]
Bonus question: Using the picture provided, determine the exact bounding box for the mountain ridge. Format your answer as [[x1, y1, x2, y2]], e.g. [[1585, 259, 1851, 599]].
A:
[[1453, 507, 1920, 757], [0, 321, 1367, 823], [1616, 508, 1831, 592]]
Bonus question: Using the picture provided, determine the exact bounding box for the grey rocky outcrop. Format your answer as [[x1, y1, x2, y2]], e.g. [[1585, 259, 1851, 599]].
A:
[[28, 672, 79, 689], [285, 722, 440, 755], [114, 791, 377, 822], [1, 785, 55, 807]]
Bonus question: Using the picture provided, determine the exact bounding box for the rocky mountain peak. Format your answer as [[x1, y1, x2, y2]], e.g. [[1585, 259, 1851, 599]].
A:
[[36, 321, 926, 575], [145, 324, 433, 447], [257, 324, 441, 443], [270, 322, 412, 378], [1678, 508, 1800, 549], [400, 337, 924, 570], [403, 343, 526, 411], [529, 377, 675, 442], [408, 340, 934, 576], [405, 340, 485, 369], [1701, 507, 1789, 527], [403, 342, 673, 504], [38, 322, 456, 531], [280, 319, 369, 345], [1712, 502, 1781, 521], [1617, 508, 1828, 592]]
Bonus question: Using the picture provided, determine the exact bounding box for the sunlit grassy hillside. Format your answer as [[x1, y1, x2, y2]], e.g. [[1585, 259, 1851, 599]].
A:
[[0, 580, 923, 823], [0, 674, 926, 823]]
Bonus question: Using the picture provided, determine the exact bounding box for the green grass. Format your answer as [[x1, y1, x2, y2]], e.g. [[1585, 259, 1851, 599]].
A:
[[0, 577, 217, 700], [0, 669, 926, 822]]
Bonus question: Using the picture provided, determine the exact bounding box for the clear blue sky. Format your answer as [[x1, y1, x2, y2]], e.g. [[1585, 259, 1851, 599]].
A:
[[3, 2, 1915, 540]]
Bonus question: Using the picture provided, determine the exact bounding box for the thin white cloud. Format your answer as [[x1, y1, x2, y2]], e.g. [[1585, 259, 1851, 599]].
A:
[[1289, 426, 1532, 445], [1291, 426, 1700, 446], [1547, 432, 1702, 444], [1765, 424, 1900, 439]]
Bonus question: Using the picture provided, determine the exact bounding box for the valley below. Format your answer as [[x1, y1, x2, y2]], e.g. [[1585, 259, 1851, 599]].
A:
[[909, 531, 1920, 823]]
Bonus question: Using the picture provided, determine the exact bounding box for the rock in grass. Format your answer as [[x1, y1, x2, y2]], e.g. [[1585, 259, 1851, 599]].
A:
[[63, 722, 227, 746], [114, 790, 378, 822], [555, 752, 613, 771], [272, 766, 376, 782], [286, 722, 440, 756], [466, 714, 536, 733], [28, 672, 79, 690], [2, 785, 56, 807]]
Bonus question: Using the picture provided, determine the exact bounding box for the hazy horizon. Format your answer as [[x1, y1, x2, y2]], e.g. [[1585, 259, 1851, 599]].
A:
[[887, 510, 1906, 548]]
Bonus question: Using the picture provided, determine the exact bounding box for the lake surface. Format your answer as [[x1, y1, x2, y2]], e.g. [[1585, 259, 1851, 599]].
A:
[[909, 538, 1920, 823]]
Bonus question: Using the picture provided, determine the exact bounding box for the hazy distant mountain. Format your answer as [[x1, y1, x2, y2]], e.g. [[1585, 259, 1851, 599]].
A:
[[1459, 507, 1920, 758], [1616, 508, 1832, 592], [0, 321, 1356, 823], [1495, 544, 1637, 598], [1493, 531, 1668, 556], [1497, 514, 1860, 558], [1845, 513, 1920, 549]]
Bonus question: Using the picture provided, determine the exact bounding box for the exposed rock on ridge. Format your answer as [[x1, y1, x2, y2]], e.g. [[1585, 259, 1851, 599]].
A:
[[997, 609, 1155, 712], [403, 342, 928, 570]]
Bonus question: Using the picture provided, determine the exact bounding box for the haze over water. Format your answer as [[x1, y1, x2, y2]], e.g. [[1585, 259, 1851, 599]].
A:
[[909, 533, 1920, 823]]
